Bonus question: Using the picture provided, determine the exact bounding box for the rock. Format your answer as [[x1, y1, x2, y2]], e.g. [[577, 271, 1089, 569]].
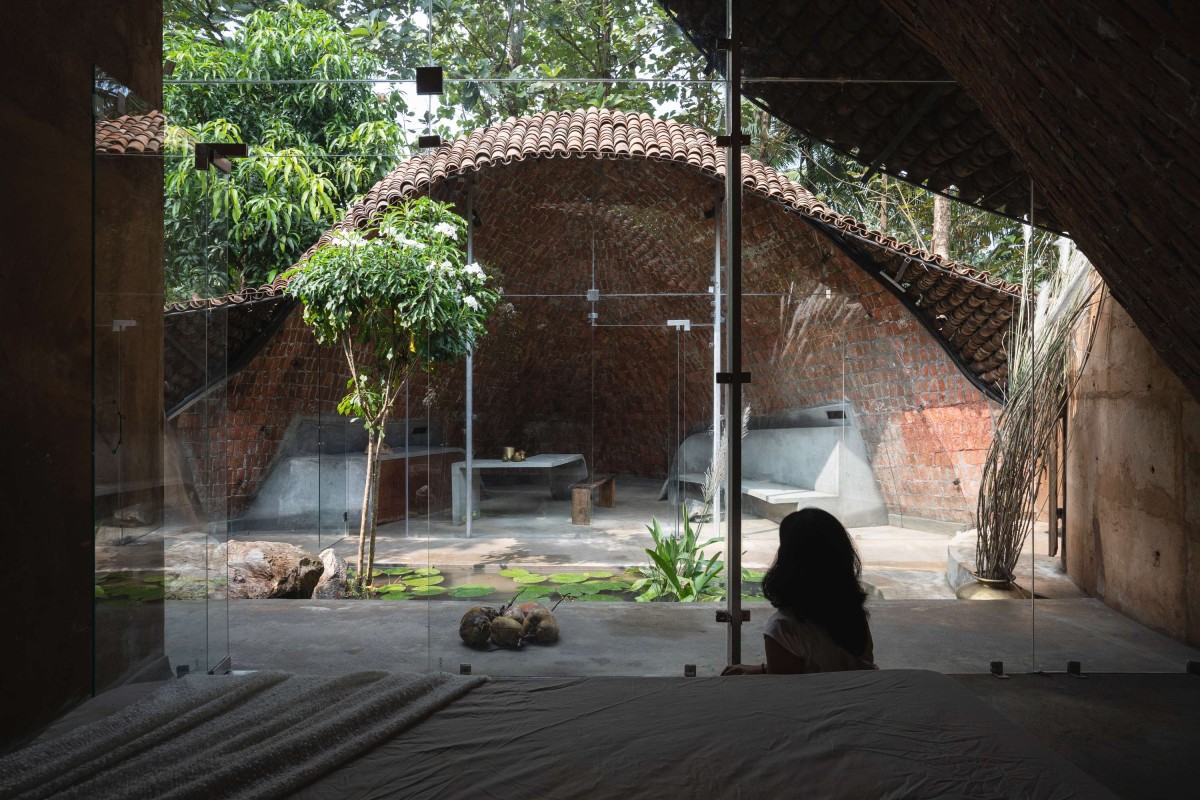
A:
[[163, 538, 228, 599], [312, 548, 349, 599], [225, 541, 324, 599]]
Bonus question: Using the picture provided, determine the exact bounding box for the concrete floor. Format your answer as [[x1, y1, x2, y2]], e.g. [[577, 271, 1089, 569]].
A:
[[164, 596, 1200, 680]]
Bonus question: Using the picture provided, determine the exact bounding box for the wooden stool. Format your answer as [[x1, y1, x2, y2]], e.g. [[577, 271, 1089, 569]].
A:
[[571, 474, 616, 525]]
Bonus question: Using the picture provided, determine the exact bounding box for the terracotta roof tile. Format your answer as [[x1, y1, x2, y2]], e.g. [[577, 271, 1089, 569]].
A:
[[94, 110, 165, 155], [171, 109, 1018, 397]]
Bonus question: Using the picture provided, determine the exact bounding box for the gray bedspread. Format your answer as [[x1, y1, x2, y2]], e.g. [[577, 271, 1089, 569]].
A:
[[297, 669, 1117, 800], [1, 671, 483, 800], [20, 669, 1118, 799]]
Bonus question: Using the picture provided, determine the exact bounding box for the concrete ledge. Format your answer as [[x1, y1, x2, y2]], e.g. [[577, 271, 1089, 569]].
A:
[[889, 513, 967, 536]]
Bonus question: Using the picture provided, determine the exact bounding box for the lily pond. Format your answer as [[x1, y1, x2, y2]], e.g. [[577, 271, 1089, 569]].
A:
[[357, 565, 768, 604], [93, 566, 767, 604]]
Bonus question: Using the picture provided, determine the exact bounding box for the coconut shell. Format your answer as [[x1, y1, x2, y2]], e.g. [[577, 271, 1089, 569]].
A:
[[459, 611, 492, 648], [465, 605, 499, 621], [489, 615, 524, 648], [515, 601, 550, 617], [532, 614, 560, 644]]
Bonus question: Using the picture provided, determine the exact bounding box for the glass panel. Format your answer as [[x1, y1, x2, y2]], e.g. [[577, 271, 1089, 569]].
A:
[[94, 67, 232, 684], [163, 156, 232, 678], [152, 0, 728, 677], [93, 74, 171, 689]]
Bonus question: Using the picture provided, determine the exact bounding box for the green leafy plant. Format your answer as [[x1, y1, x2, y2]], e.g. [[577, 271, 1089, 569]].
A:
[[163, 3, 411, 301], [632, 515, 724, 602], [285, 197, 499, 590]]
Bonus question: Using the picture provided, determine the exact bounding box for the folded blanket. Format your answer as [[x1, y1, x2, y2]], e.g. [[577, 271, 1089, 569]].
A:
[[0, 671, 485, 800]]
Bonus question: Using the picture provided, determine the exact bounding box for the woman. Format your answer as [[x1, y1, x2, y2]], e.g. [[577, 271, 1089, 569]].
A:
[[722, 508, 876, 675]]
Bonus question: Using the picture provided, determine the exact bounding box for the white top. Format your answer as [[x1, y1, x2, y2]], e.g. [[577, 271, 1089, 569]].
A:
[[763, 609, 877, 673]]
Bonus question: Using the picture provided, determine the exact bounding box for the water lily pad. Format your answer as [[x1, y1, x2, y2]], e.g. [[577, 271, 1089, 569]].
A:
[[405, 575, 445, 588], [378, 592, 414, 601], [411, 567, 441, 577], [548, 573, 589, 584], [577, 592, 624, 601], [449, 585, 497, 599], [94, 585, 106, 598], [499, 568, 529, 578], [375, 583, 407, 594], [513, 574, 547, 584], [514, 585, 555, 600], [409, 586, 447, 597], [584, 570, 613, 579], [583, 581, 627, 593], [554, 585, 590, 598], [382, 567, 413, 576], [371, 569, 385, 578]]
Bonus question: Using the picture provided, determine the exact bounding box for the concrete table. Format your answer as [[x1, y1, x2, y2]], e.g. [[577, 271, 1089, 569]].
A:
[[451, 453, 588, 524]]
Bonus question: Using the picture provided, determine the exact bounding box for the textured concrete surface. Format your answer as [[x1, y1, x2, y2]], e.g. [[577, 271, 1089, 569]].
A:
[[160, 596, 1200, 681], [1066, 300, 1200, 646]]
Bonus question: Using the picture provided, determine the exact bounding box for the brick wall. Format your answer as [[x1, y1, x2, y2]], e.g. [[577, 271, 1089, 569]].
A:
[[173, 156, 995, 524]]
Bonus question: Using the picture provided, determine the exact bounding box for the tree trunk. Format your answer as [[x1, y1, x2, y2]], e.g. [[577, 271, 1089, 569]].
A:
[[365, 425, 385, 583], [879, 174, 888, 232], [357, 432, 374, 589], [932, 193, 951, 258]]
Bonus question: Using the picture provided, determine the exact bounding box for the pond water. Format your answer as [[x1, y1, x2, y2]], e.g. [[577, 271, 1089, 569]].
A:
[[362, 564, 765, 604], [92, 565, 766, 604]]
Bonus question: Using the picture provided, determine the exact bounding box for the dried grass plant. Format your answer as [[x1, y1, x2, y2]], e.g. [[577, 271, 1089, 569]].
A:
[[975, 249, 1100, 582]]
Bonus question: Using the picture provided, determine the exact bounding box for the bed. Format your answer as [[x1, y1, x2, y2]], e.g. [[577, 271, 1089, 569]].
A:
[[8, 669, 1117, 799]]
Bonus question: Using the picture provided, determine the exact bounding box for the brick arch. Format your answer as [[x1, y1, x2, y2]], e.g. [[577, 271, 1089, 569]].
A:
[[171, 111, 1001, 523]]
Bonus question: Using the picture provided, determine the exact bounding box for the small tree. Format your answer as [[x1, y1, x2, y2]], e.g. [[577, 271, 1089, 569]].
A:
[[284, 198, 498, 588]]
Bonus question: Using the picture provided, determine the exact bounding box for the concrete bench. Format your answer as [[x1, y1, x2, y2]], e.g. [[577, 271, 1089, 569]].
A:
[[571, 474, 616, 525], [667, 423, 888, 527]]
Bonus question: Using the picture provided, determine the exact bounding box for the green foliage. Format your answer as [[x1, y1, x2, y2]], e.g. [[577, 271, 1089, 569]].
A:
[[632, 515, 724, 602], [285, 196, 498, 427], [163, 2, 408, 301], [513, 573, 548, 584], [786, 140, 1059, 284]]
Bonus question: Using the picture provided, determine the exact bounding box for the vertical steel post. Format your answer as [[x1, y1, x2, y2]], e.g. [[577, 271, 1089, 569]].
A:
[[712, 209, 722, 536], [465, 179, 474, 538], [724, 0, 745, 667]]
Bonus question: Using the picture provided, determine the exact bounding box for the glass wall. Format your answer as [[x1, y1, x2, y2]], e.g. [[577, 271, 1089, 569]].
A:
[[90, 1, 1196, 688]]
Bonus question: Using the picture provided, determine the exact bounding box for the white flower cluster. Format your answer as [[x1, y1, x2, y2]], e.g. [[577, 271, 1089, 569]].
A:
[[380, 223, 426, 250], [329, 230, 366, 248], [433, 221, 459, 241], [463, 262, 485, 280], [463, 295, 480, 310]]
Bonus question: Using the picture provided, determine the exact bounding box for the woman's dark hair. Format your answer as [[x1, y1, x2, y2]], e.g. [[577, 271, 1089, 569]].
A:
[[761, 507, 869, 655]]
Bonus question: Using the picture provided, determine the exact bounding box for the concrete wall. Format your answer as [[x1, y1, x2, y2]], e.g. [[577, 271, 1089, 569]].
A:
[[1066, 298, 1200, 646], [0, 0, 162, 750]]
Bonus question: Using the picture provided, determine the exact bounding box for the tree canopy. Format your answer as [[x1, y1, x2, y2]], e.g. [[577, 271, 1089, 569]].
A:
[[164, 2, 407, 300], [163, 0, 1057, 291]]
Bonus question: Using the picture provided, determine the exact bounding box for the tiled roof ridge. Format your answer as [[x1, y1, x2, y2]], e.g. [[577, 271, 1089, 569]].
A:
[[94, 110, 166, 155], [167, 107, 1017, 312]]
